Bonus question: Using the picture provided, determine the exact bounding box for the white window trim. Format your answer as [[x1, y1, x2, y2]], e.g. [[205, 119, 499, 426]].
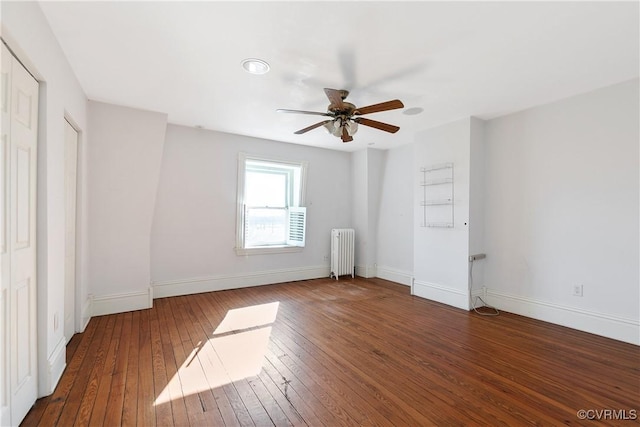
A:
[[235, 152, 308, 255]]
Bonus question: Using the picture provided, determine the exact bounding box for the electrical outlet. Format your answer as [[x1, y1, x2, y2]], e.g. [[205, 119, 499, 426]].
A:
[[573, 284, 583, 297]]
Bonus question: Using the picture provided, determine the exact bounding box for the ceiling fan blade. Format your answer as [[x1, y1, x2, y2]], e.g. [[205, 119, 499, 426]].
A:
[[277, 109, 332, 117], [294, 120, 333, 135], [354, 99, 404, 115], [354, 117, 400, 134], [341, 126, 353, 142], [324, 88, 347, 109]]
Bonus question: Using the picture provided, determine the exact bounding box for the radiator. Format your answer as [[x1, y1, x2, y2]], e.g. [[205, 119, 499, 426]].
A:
[[330, 228, 355, 280]]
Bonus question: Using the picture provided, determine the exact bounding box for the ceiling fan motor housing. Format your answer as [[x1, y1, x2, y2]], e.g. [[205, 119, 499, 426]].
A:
[[328, 101, 356, 116]]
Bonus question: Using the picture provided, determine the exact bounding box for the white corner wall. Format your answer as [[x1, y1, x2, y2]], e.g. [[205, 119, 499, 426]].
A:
[[350, 148, 385, 278], [483, 79, 639, 344], [376, 144, 414, 285], [469, 117, 486, 296], [413, 118, 473, 310], [150, 125, 351, 297], [351, 149, 369, 276], [87, 101, 167, 315], [2, 2, 88, 396]]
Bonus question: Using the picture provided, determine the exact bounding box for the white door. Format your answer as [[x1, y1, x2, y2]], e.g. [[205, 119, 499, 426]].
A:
[[0, 41, 11, 427], [64, 120, 78, 343], [0, 42, 39, 426]]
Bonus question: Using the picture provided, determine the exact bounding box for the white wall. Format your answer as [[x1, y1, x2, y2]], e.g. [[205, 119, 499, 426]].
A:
[[469, 118, 486, 296], [351, 150, 368, 276], [366, 149, 384, 278], [483, 79, 639, 344], [376, 144, 414, 285], [1, 2, 88, 395], [150, 125, 351, 296], [413, 118, 473, 310], [350, 148, 385, 278], [87, 101, 167, 314]]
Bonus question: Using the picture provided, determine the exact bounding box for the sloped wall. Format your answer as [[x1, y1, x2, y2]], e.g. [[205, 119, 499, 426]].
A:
[[87, 101, 167, 314]]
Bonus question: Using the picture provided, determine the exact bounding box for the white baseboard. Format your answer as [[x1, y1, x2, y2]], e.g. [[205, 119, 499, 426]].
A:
[[485, 288, 639, 345], [412, 280, 469, 310], [80, 296, 92, 332], [91, 287, 153, 316], [471, 287, 484, 298], [375, 265, 412, 286], [39, 337, 66, 397], [355, 264, 376, 278], [153, 265, 331, 299]]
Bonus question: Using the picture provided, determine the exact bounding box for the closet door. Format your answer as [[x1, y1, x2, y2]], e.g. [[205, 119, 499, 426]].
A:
[[0, 41, 11, 427], [64, 119, 78, 343], [1, 42, 39, 426]]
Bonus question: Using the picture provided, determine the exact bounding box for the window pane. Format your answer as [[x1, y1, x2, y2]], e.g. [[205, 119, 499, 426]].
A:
[[246, 171, 286, 207], [245, 207, 287, 246]]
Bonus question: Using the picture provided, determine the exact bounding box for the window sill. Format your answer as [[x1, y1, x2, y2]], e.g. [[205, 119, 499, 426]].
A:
[[235, 246, 304, 256]]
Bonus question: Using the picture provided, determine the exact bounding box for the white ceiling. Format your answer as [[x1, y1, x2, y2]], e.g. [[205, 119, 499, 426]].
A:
[[39, 1, 639, 152]]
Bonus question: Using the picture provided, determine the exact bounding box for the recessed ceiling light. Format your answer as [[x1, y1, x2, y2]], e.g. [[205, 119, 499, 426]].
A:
[[403, 107, 424, 116], [241, 58, 270, 75]]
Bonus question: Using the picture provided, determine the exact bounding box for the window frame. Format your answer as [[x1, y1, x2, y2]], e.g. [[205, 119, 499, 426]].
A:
[[235, 153, 308, 255]]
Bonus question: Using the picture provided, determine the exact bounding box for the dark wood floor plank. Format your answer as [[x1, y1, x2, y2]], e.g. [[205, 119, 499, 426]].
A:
[[65, 333, 83, 363], [103, 311, 132, 426], [136, 308, 157, 427], [73, 314, 117, 426], [155, 298, 190, 426], [150, 298, 179, 426], [121, 310, 141, 426], [23, 277, 640, 427], [53, 316, 109, 427], [87, 313, 124, 427], [19, 329, 94, 427], [260, 351, 326, 426], [256, 363, 307, 427]]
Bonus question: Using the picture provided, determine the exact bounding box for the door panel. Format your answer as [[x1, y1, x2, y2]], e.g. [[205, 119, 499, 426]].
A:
[[14, 279, 31, 385], [15, 146, 30, 249], [1, 137, 7, 254], [2, 42, 39, 426]]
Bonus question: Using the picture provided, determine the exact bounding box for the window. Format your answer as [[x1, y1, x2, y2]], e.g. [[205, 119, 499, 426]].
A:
[[236, 153, 307, 255]]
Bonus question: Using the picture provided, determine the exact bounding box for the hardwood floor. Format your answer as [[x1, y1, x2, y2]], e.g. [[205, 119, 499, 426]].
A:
[[22, 277, 639, 426]]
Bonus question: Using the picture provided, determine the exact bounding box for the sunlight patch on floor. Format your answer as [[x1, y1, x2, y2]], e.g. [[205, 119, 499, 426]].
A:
[[214, 301, 280, 334], [154, 301, 279, 406]]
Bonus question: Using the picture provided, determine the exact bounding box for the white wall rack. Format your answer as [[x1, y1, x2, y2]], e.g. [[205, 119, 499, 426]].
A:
[[420, 163, 454, 227]]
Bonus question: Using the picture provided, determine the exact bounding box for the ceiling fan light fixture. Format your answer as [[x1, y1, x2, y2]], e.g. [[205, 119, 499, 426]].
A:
[[241, 58, 270, 75], [323, 121, 337, 135], [324, 119, 358, 138], [346, 120, 358, 136]]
